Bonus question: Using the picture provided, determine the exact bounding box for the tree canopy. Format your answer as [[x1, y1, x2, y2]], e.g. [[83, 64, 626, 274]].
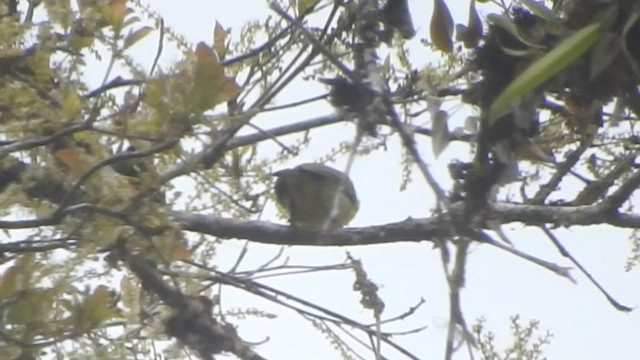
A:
[[0, 0, 639, 359]]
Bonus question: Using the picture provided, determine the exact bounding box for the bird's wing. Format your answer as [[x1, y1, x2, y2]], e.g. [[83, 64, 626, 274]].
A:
[[297, 163, 358, 204]]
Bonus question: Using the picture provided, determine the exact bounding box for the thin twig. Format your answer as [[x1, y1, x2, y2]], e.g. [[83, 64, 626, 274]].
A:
[[539, 225, 632, 312], [529, 139, 591, 205], [472, 229, 576, 283]]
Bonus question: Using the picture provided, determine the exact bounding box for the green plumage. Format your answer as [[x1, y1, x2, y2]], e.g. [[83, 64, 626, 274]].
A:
[[111, 146, 147, 178], [273, 163, 359, 229]]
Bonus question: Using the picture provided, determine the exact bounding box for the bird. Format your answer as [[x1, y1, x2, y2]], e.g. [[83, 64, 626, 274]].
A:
[[273, 163, 359, 229], [318, 76, 379, 137], [111, 145, 147, 178], [111, 145, 165, 203], [318, 76, 371, 111]]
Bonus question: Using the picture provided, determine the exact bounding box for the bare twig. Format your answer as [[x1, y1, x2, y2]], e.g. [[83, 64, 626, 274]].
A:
[[571, 154, 636, 206], [529, 139, 591, 205], [471, 229, 576, 283], [602, 166, 640, 211], [539, 226, 633, 312]]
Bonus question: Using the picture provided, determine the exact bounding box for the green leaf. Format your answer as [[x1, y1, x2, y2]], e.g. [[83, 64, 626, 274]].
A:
[[0, 254, 35, 299], [622, 9, 640, 78], [486, 13, 546, 49], [44, 0, 73, 30], [190, 42, 241, 113], [431, 110, 450, 158], [213, 21, 226, 61], [191, 42, 224, 113], [62, 87, 82, 118], [519, 0, 560, 24], [589, 32, 621, 80], [5, 288, 56, 325], [124, 26, 153, 50], [430, 0, 454, 53], [0, 266, 19, 300], [465, 0, 483, 48], [73, 285, 120, 331], [104, 0, 127, 34], [456, 0, 484, 49], [297, 0, 317, 16], [123, 15, 140, 28], [490, 23, 603, 123]]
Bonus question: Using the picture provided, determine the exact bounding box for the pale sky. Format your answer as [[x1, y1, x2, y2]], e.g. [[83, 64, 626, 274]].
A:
[[116, 1, 640, 359]]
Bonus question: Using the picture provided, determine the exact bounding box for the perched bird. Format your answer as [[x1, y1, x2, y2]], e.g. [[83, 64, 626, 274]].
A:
[[111, 145, 165, 203], [273, 163, 359, 229], [318, 76, 379, 137], [319, 76, 371, 111], [111, 145, 147, 178]]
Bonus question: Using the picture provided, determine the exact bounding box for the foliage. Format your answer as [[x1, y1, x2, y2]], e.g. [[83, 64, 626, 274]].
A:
[[473, 316, 553, 360], [0, 0, 638, 359]]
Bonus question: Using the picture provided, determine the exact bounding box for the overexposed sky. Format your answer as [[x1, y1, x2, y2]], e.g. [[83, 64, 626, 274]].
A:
[[119, 1, 640, 359]]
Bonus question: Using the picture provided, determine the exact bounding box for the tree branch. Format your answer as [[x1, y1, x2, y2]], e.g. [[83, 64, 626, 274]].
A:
[[601, 166, 640, 211], [173, 201, 640, 246], [118, 245, 268, 360], [571, 154, 636, 206], [529, 139, 591, 205]]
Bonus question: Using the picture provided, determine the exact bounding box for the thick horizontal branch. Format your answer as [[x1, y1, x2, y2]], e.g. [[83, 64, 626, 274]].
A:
[[172, 212, 450, 246], [173, 201, 640, 245], [492, 202, 609, 226]]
